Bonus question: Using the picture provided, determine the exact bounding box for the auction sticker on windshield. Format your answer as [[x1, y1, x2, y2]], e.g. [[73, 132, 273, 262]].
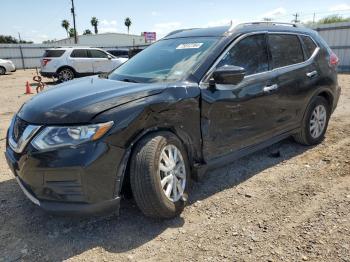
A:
[[176, 43, 203, 49]]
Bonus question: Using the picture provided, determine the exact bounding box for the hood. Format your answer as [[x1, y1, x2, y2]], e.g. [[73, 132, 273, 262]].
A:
[[17, 76, 164, 124]]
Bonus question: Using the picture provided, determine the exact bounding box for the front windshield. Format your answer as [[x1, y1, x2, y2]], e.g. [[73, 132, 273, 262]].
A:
[[109, 37, 219, 83]]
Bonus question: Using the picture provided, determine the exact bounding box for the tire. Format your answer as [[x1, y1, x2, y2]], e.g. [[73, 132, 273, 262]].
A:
[[294, 96, 330, 145], [57, 67, 75, 82], [0, 66, 6, 75], [130, 132, 191, 218]]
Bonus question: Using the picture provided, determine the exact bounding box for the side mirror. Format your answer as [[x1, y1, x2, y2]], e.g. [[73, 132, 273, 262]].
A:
[[107, 55, 112, 60], [212, 65, 246, 86]]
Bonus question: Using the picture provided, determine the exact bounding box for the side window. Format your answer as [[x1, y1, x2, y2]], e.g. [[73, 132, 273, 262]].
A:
[[301, 35, 317, 59], [89, 50, 108, 58], [217, 34, 269, 76], [70, 49, 88, 58], [269, 34, 304, 69]]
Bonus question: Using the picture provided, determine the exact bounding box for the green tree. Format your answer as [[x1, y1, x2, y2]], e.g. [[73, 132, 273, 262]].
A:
[[83, 29, 92, 35], [91, 17, 99, 34], [0, 35, 32, 44], [318, 15, 350, 24], [69, 28, 76, 38], [61, 19, 70, 37], [124, 17, 132, 34]]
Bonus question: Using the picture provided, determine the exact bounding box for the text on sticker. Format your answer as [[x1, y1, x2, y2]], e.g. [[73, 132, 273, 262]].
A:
[[176, 43, 203, 49]]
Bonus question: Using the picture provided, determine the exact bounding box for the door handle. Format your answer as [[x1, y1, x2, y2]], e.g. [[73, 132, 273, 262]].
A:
[[306, 70, 318, 78], [263, 84, 278, 92]]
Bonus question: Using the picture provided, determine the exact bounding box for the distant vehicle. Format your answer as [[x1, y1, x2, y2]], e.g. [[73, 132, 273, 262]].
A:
[[6, 22, 341, 218], [40, 47, 126, 82], [0, 59, 16, 75], [106, 48, 129, 58]]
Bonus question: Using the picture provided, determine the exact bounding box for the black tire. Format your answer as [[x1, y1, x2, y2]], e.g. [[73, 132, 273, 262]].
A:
[[294, 96, 330, 145], [57, 67, 75, 82], [130, 132, 191, 218], [0, 66, 6, 75]]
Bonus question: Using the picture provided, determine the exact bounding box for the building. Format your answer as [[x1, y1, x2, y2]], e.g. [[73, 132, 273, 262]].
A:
[[53, 32, 147, 48]]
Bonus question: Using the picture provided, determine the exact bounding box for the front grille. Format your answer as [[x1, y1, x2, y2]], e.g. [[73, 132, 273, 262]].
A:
[[12, 116, 29, 142]]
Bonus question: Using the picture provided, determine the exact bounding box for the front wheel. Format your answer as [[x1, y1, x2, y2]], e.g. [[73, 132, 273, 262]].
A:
[[294, 96, 330, 145], [130, 132, 190, 218]]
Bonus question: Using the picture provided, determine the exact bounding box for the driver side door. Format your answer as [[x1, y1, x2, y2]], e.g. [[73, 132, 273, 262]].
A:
[[201, 33, 280, 161]]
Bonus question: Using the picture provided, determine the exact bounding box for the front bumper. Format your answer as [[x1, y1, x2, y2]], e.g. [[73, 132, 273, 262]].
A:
[[5, 135, 126, 216]]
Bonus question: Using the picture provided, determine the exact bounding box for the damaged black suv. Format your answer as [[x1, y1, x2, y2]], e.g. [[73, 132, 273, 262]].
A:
[[5, 22, 341, 218]]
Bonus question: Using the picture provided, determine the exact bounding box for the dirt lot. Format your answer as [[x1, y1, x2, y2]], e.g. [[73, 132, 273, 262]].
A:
[[0, 70, 349, 262]]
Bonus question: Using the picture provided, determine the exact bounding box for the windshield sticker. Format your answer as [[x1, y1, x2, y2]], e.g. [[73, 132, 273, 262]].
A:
[[176, 43, 203, 49]]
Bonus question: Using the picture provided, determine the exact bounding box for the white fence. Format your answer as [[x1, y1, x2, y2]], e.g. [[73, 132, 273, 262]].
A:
[[0, 44, 54, 69], [314, 22, 350, 72]]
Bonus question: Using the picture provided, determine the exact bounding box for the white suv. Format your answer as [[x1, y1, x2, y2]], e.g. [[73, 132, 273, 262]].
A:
[[40, 47, 128, 81], [0, 59, 16, 75]]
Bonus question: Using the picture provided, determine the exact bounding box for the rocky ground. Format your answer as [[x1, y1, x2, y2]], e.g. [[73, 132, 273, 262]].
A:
[[0, 70, 349, 262]]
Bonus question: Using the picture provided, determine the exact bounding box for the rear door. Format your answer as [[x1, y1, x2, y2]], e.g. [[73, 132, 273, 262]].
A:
[[89, 49, 114, 73], [69, 49, 93, 74], [267, 33, 319, 132]]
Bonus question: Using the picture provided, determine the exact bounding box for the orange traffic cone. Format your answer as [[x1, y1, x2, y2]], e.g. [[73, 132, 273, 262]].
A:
[[24, 81, 33, 94]]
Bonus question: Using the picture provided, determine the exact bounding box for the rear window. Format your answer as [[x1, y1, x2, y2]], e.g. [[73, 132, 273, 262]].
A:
[[269, 34, 304, 69], [301, 35, 318, 59], [70, 49, 88, 58], [43, 50, 65, 58]]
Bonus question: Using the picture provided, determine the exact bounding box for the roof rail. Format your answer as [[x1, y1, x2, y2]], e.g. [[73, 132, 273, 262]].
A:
[[232, 21, 301, 31]]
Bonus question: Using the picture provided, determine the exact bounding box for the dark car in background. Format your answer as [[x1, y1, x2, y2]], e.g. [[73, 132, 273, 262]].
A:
[[106, 48, 129, 58], [5, 22, 340, 218]]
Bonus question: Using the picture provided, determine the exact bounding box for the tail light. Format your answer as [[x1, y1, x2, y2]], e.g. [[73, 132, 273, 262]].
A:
[[329, 51, 339, 66], [42, 58, 51, 67]]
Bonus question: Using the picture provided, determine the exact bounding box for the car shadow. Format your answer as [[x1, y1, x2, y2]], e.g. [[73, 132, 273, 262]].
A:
[[0, 137, 313, 260]]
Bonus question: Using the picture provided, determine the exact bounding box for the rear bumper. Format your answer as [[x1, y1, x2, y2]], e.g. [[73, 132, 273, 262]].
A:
[[333, 85, 341, 113], [40, 71, 56, 78]]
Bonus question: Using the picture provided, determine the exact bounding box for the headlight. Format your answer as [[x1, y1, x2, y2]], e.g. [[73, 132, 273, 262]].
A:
[[31, 121, 114, 150]]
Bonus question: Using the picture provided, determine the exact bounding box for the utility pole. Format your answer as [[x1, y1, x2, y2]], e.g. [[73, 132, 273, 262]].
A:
[[292, 13, 300, 24], [18, 32, 25, 70], [71, 0, 78, 44], [313, 12, 316, 25]]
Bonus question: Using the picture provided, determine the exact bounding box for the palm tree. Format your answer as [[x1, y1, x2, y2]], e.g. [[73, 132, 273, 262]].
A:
[[61, 20, 70, 37], [83, 29, 92, 35], [124, 17, 132, 34], [69, 28, 76, 38], [91, 17, 99, 34]]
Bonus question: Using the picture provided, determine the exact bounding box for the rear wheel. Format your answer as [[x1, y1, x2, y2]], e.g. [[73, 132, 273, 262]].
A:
[[57, 68, 74, 82], [0, 66, 6, 75], [130, 132, 190, 218], [294, 96, 330, 145]]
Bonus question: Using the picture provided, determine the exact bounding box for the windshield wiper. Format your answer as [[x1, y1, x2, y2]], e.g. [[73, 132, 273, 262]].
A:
[[121, 78, 139, 83]]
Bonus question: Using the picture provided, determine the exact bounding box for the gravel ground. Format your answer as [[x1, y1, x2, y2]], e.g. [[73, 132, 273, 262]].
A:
[[0, 70, 349, 262]]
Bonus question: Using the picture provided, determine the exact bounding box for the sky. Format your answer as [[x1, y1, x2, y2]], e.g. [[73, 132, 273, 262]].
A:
[[1, 0, 350, 43]]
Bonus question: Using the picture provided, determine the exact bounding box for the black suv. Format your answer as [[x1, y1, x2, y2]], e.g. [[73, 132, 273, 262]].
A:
[[5, 22, 341, 218]]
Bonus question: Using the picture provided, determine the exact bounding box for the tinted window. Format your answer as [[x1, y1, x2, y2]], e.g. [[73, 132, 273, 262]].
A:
[[70, 49, 88, 58], [301, 35, 317, 59], [217, 34, 268, 75], [89, 50, 108, 58], [109, 37, 219, 83], [269, 34, 304, 69], [43, 50, 65, 57]]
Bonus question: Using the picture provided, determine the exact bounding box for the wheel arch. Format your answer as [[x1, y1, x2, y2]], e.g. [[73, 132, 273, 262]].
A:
[[56, 65, 77, 76], [117, 126, 199, 198]]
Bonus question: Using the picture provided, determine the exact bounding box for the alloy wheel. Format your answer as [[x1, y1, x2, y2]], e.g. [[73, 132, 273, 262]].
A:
[[310, 104, 327, 139], [159, 144, 186, 202]]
